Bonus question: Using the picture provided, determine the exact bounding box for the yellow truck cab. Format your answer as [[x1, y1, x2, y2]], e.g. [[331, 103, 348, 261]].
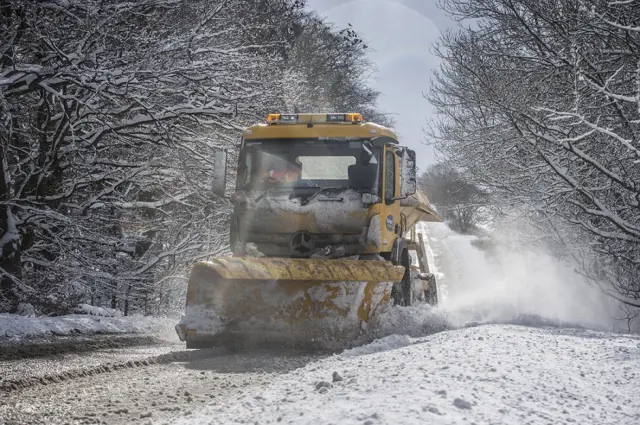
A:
[[211, 113, 440, 305], [176, 113, 442, 347]]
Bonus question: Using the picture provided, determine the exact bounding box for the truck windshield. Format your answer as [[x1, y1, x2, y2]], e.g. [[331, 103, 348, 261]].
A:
[[239, 139, 380, 192]]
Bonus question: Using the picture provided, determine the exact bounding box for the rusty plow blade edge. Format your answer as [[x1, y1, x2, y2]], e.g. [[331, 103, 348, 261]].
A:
[[176, 258, 405, 347]]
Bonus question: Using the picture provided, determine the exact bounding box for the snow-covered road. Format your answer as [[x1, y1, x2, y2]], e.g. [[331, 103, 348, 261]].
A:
[[2, 321, 637, 425], [181, 324, 640, 425], [0, 344, 323, 425], [1, 223, 639, 425], [179, 223, 639, 424]]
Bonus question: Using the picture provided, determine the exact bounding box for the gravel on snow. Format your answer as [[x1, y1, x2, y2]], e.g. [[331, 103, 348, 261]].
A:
[[0, 348, 321, 425]]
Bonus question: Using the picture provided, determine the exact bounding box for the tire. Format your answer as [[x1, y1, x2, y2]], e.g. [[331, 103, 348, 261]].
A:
[[424, 273, 438, 307], [391, 249, 412, 306]]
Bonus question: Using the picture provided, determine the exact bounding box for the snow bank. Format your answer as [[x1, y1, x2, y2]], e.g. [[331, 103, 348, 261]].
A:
[[73, 303, 124, 317], [0, 313, 177, 343], [181, 325, 640, 425]]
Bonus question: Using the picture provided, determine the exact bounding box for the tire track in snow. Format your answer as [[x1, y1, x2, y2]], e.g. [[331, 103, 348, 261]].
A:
[[0, 347, 200, 394]]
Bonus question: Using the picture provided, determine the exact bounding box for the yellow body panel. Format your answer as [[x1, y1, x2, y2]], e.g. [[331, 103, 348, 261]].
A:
[[196, 258, 405, 282], [243, 122, 398, 140]]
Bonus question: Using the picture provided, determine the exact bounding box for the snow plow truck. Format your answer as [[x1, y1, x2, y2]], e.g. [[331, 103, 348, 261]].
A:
[[175, 113, 442, 348]]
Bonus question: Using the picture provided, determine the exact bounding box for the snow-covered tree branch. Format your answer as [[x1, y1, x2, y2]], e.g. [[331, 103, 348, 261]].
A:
[[429, 0, 640, 306], [0, 0, 387, 314]]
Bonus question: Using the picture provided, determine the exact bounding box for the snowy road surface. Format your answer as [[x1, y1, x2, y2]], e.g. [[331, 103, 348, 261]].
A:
[[1, 324, 638, 425], [1, 223, 639, 425], [181, 325, 640, 425], [0, 341, 323, 425]]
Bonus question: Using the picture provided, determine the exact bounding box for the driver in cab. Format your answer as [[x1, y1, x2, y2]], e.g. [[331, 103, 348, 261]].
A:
[[262, 159, 301, 183]]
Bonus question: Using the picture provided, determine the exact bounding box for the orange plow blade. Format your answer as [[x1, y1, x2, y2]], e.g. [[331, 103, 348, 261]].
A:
[[175, 258, 405, 348]]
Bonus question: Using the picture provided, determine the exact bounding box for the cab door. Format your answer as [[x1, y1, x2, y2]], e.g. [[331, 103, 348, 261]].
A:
[[379, 145, 401, 254]]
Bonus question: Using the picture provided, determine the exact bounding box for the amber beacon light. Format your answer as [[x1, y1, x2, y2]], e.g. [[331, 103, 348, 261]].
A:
[[266, 113, 363, 124]]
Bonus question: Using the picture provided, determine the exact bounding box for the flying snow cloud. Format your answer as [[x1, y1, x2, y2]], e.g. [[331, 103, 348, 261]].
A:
[[426, 223, 621, 331]]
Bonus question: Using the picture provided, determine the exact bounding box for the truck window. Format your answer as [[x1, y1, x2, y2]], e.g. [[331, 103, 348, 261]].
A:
[[241, 140, 380, 192], [385, 150, 395, 201], [297, 156, 356, 180]]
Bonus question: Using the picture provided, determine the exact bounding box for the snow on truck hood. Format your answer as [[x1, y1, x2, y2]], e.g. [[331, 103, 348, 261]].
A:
[[243, 189, 369, 234]]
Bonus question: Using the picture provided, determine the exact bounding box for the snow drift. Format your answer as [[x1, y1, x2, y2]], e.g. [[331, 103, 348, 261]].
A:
[[0, 313, 177, 343]]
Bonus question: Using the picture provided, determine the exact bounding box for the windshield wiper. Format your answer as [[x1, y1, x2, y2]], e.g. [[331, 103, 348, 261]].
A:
[[253, 187, 281, 203], [252, 186, 363, 206], [300, 186, 356, 206]]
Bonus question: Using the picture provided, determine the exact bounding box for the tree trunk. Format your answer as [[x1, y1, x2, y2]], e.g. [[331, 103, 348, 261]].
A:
[[0, 179, 21, 312], [124, 283, 131, 317]]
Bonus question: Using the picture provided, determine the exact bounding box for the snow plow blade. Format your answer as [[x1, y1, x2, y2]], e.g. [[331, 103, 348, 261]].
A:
[[175, 258, 405, 348]]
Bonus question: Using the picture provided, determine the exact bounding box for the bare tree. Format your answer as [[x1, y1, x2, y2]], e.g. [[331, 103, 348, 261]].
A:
[[0, 0, 389, 314], [419, 163, 489, 233], [277, 11, 393, 126], [0, 0, 298, 312], [428, 0, 640, 306]]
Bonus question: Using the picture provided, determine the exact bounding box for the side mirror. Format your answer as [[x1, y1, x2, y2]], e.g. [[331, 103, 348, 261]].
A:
[[212, 149, 227, 197], [400, 147, 417, 197]]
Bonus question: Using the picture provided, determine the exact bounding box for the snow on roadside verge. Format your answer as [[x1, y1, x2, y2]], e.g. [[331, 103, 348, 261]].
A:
[[0, 313, 178, 343], [179, 324, 640, 425]]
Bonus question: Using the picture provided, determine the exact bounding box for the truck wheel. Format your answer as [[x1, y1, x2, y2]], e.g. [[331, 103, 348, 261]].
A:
[[424, 273, 438, 306], [391, 249, 412, 306]]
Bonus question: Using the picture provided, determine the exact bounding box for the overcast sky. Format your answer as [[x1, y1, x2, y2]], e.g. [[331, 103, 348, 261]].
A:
[[305, 0, 457, 168]]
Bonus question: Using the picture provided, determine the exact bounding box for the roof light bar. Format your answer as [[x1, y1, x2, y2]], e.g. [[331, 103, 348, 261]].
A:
[[326, 113, 363, 123], [265, 113, 363, 124], [266, 114, 281, 124], [266, 114, 299, 124], [326, 113, 346, 122]]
